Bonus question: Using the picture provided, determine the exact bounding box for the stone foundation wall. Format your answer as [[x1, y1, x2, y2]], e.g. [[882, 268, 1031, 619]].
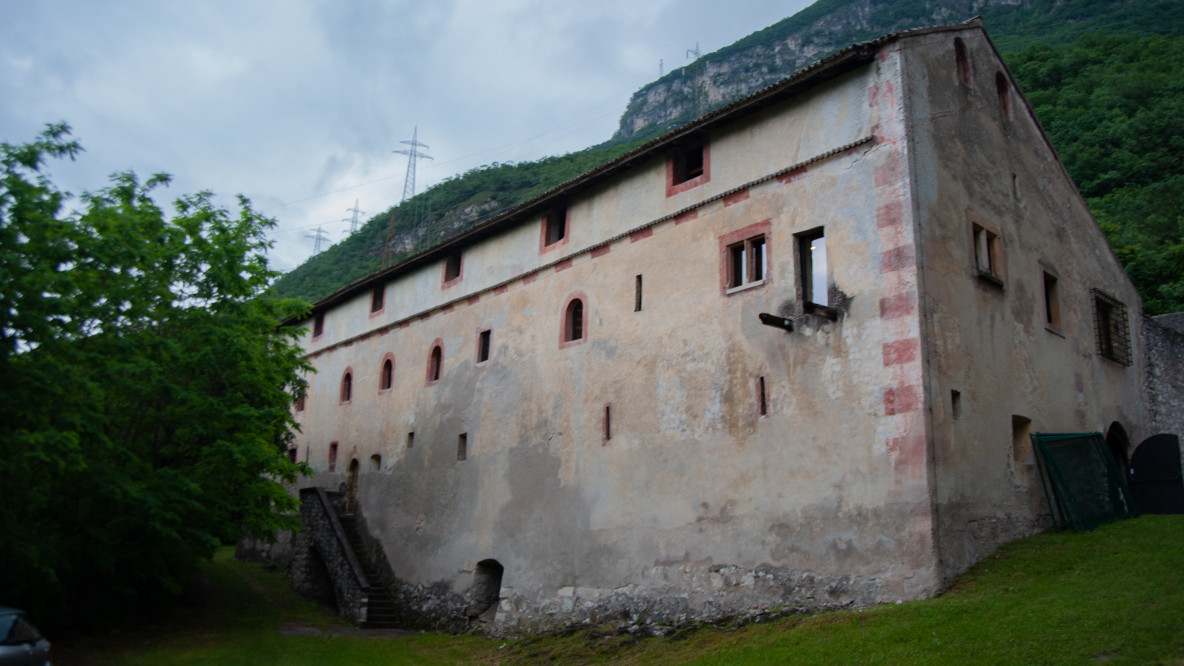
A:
[[1142, 315, 1184, 440]]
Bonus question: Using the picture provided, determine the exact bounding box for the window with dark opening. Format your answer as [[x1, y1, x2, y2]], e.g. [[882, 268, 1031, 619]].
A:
[[340, 371, 352, 403], [972, 221, 1002, 284], [406, 431, 415, 449], [295, 391, 305, 412], [1012, 415, 1033, 463], [757, 376, 768, 416], [564, 298, 584, 343], [313, 312, 324, 338], [673, 140, 705, 185], [467, 559, 504, 620], [603, 404, 612, 443], [428, 344, 443, 383], [955, 37, 972, 86], [477, 329, 491, 363], [457, 433, 468, 462], [797, 228, 827, 306], [635, 275, 643, 312], [371, 285, 385, 313], [380, 358, 393, 390], [1043, 271, 1061, 328], [951, 390, 962, 419], [329, 442, 338, 472], [288, 447, 297, 463], [544, 206, 567, 247], [444, 252, 462, 284], [1092, 289, 1131, 366], [995, 71, 1012, 120], [726, 235, 766, 290]]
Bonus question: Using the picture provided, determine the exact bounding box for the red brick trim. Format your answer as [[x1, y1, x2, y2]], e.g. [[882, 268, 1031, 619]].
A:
[[555, 259, 574, 273], [883, 385, 921, 415], [880, 293, 916, 319], [674, 209, 699, 225], [590, 245, 611, 258], [467, 295, 481, 306], [522, 271, 539, 285], [723, 188, 750, 207], [629, 228, 652, 243], [882, 339, 919, 366], [778, 167, 807, 184]]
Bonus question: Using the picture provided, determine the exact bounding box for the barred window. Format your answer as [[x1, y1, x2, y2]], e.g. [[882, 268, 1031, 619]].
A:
[[1091, 289, 1131, 366]]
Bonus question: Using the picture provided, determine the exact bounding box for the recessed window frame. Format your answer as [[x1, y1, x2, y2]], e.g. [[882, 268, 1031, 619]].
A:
[[312, 312, 325, 339], [796, 226, 833, 317], [969, 213, 1005, 288], [560, 291, 588, 349], [442, 251, 463, 288], [457, 433, 468, 462], [1042, 267, 1063, 334], [370, 284, 385, 314], [476, 327, 492, 364], [539, 204, 569, 253], [426, 340, 444, 384], [379, 354, 395, 392], [340, 369, 353, 404], [1092, 289, 1132, 366], [718, 220, 771, 295], [666, 135, 711, 197]]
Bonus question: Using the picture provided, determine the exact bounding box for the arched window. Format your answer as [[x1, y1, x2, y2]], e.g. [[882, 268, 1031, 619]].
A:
[[565, 299, 583, 342], [427, 342, 443, 384], [340, 371, 352, 403], [379, 358, 394, 391]]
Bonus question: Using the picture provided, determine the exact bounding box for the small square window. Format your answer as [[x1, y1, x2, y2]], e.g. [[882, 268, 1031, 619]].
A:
[[443, 252, 462, 286], [477, 329, 491, 363], [543, 206, 567, 248], [666, 136, 710, 196]]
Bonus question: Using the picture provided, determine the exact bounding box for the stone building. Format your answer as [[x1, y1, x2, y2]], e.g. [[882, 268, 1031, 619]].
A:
[[278, 20, 1184, 631]]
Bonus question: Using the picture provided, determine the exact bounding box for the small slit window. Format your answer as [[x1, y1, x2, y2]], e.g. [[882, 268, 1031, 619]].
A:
[[757, 376, 768, 416], [603, 404, 612, 444], [379, 358, 394, 391], [340, 371, 352, 403], [329, 442, 338, 472], [427, 343, 443, 383], [406, 431, 415, 449], [370, 454, 382, 471], [955, 37, 973, 86], [457, 433, 468, 462], [1043, 271, 1061, 329], [477, 329, 492, 363], [294, 391, 306, 412], [634, 274, 643, 312]]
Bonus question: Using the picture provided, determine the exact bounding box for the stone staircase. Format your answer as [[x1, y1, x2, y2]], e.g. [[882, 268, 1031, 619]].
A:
[[337, 513, 399, 629]]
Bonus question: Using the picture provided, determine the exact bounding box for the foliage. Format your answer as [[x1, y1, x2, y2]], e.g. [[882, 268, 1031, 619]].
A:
[[0, 124, 311, 631], [62, 516, 1184, 664], [1009, 34, 1184, 314]]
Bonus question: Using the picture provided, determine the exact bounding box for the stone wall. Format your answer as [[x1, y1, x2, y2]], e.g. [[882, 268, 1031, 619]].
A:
[[290, 487, 372, 626], [1142, 315, 1184, 440]]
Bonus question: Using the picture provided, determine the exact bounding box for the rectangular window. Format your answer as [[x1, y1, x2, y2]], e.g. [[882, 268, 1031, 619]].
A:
[[294, 391, 306, 412], [635, 274, 643, 312], [443, 251, 462, 285], [666, 136, 710, 196], [1092, 289, 1132, 366], [406, 431, 415, 449], [477, 329, 491, 363], [329, 442, 338, 472], [457, 433, 468, 462], [544, 206, 567, 247], [370, 285, 385, 313], [312, 312, 325, 338], [1043, 271, 1061, 328], [951, 390, 962, 419], [797, 228, 827, 307], [726, 236, 766, 290], [971, 217, 1004, 286]]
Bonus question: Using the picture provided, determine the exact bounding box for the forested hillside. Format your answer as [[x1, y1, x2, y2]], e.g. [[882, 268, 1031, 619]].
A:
[[273, 0, 1184, 315]]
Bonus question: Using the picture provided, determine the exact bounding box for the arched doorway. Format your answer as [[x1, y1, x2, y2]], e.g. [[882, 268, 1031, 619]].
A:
[[1106, 422, 1131, 474], [465, 559, 504, 622], [345, 458, 360, 515]]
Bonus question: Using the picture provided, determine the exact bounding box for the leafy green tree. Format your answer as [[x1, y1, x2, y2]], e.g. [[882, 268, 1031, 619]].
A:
[[0, 124, 310, 631]]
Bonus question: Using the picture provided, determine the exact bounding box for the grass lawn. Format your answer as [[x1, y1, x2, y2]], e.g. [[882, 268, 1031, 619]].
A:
[[58, 515, 1184, 664]]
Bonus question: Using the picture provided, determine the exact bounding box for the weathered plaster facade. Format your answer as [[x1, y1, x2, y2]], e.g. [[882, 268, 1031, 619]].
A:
[[280, 22, 1181, 632]]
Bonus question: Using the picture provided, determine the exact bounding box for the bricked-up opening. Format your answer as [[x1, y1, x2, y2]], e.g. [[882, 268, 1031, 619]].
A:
[[1012, 415, 1033, 463], [340, 371, 352, 403], [544, 205, 567, 247], [564, 298, 584, 343], [955, 37, 973, 85], [951, 390, 962, 419], [329, 442, 338, 472], [634, 275, 643, 312], [1043, 271, 1061, 328], [757, 376, 768, 416], [370, 284, 384, 313], [797, 228, 827, 307], [427, 342, 444, 383], [312, 312, 324, 338], [603, 404, 612, 443], [457, 433, 468, 462], [996, 71, 1012, 120], [379, 358, 393, 390], [370, 454, 381, 471], [1092, 289, 1132, 366], [467, 559, 504, 621], [406, 431, 414, 449], [477, 329, 491, 363], [443, 251, 462, 285], [726, 236, 766, 290]]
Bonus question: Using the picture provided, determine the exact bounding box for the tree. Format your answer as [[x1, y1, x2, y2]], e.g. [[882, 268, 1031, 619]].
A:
[[0, 124, 310, 631]]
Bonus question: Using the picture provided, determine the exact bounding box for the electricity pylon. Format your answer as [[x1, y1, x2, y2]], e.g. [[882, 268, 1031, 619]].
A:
[[344, 199, 365, 235], [394, 126, 433, 202], [306, 226, 330, 255]]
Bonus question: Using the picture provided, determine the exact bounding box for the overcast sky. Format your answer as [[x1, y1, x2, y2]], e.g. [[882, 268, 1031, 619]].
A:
[[2, 0, 815, 272]]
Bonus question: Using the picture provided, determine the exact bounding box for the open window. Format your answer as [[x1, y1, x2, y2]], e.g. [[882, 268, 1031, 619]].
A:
[[540, 204, 568, 251], [666, 136, 710, 197], [970, 215, 1004, 287], [796, 227, 830, 313], [370, 284, 385, 313], [443, 251, 463, 287]]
